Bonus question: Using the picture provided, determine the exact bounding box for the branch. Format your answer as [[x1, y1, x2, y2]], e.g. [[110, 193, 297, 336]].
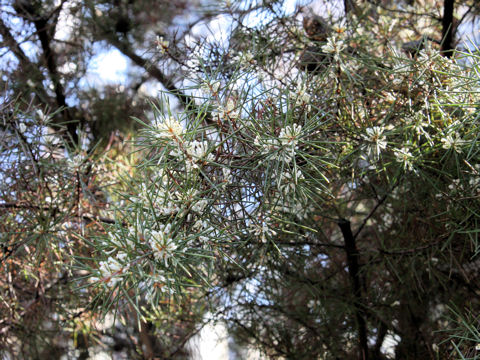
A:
[[366, 0, 442, 21], [33, 17, 78, 143], [0, 202, 118, 225], [353, 192, 389, 240], [105, 34, 191, 108], [103, 32, 215, 127], [0, 17, 50, 105], [275, 240, 344, 248], [354, 181, 399, 240], [378, 241, 441, 256]]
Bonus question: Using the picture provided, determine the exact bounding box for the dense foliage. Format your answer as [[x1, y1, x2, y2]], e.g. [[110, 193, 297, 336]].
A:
[[2, 0, 480, 359]]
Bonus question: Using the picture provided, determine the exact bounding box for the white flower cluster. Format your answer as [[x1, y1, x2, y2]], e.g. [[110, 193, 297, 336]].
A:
[[18, 122, 27, 133], [363, 126, 387, 160], [292, 81, 311, 107], [279, 124, 302, 147], [136, 177, 180, 217], [148, 223, 177, 265], [167, 138, 215, 172], [156, 35, 169, 54], [254, 124, 302, 164], [222, 167, 232, 184], [66, 153, 85, 171], [231, 51, 255, 68], [441, 130, 465, 153], [140, 273, 176, 303], [249, 216, 277, 243], [183, 140, 214, 170], [321, 36, 346, 60], [192, 219, 216, 242], [201, 80, 221, 95], [153, 116, 183, 140], [93, 252, 129, 288], [213, 98, 240, 121], [186, 140, 211, 162], [277, 169, 304, 195], [394, 146, 415, 171], [405, 113, 433, 145]]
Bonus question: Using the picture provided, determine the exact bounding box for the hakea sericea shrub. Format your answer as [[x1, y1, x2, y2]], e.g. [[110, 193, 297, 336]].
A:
[[85, 40, 480, 316]]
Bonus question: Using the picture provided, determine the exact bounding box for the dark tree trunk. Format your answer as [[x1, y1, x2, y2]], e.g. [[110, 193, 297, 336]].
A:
[[441, 0, 455, 57], [338, 219, 369, 360]]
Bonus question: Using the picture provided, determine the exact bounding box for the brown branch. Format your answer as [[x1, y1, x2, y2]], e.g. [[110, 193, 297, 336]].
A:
[[105, 34, 190, 108], [0, 202, 118, 225], [378, 241, 441, 256], [275, 240, 344, 248], [353, 192, 390, 240], [33, 17, 78, 143], [365, 0, 442, 21], [102, 32, 214, 126], [354, 181, 399, 240], [0, 17, 50, 105]]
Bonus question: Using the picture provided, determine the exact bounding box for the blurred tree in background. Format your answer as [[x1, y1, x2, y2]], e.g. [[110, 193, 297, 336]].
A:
[[2, 0, 480, 359]]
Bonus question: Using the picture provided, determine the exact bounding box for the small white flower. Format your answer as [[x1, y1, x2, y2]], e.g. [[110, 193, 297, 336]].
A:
[[363, 126, 387, 159], [321, 36, 346, 56], [18, 123, 27, 133], [186, 140, 209, 159], [66, 154, 85, 171], [156, 36, 169, 53], [249, 216, 277, 243], [42, 133, 60, 146], [192, 198, 208, 213], [154, 116, 183, 139], [255, 135, 295, 163], [292, 81, 311, 107], [279, 124, 302, 147], [184, 140, 213, 170], [202, 80, 221, 95], [193, 219, 208, 230], [441, 132, 465, 153], [241, 51, 254, 65], [222, 167, 232, 183], [149, 224, 177, 264], [448, 179, 460, 191], [278, 169, 304, 195], [94, 252, 128, 287], [291, 201, 314, 220], [215, 99, 239, 120], [394, 147, 414, 171], [36, 109, 48, 122], [141, 273, 176, 302], [157, 201, 180, 216]]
